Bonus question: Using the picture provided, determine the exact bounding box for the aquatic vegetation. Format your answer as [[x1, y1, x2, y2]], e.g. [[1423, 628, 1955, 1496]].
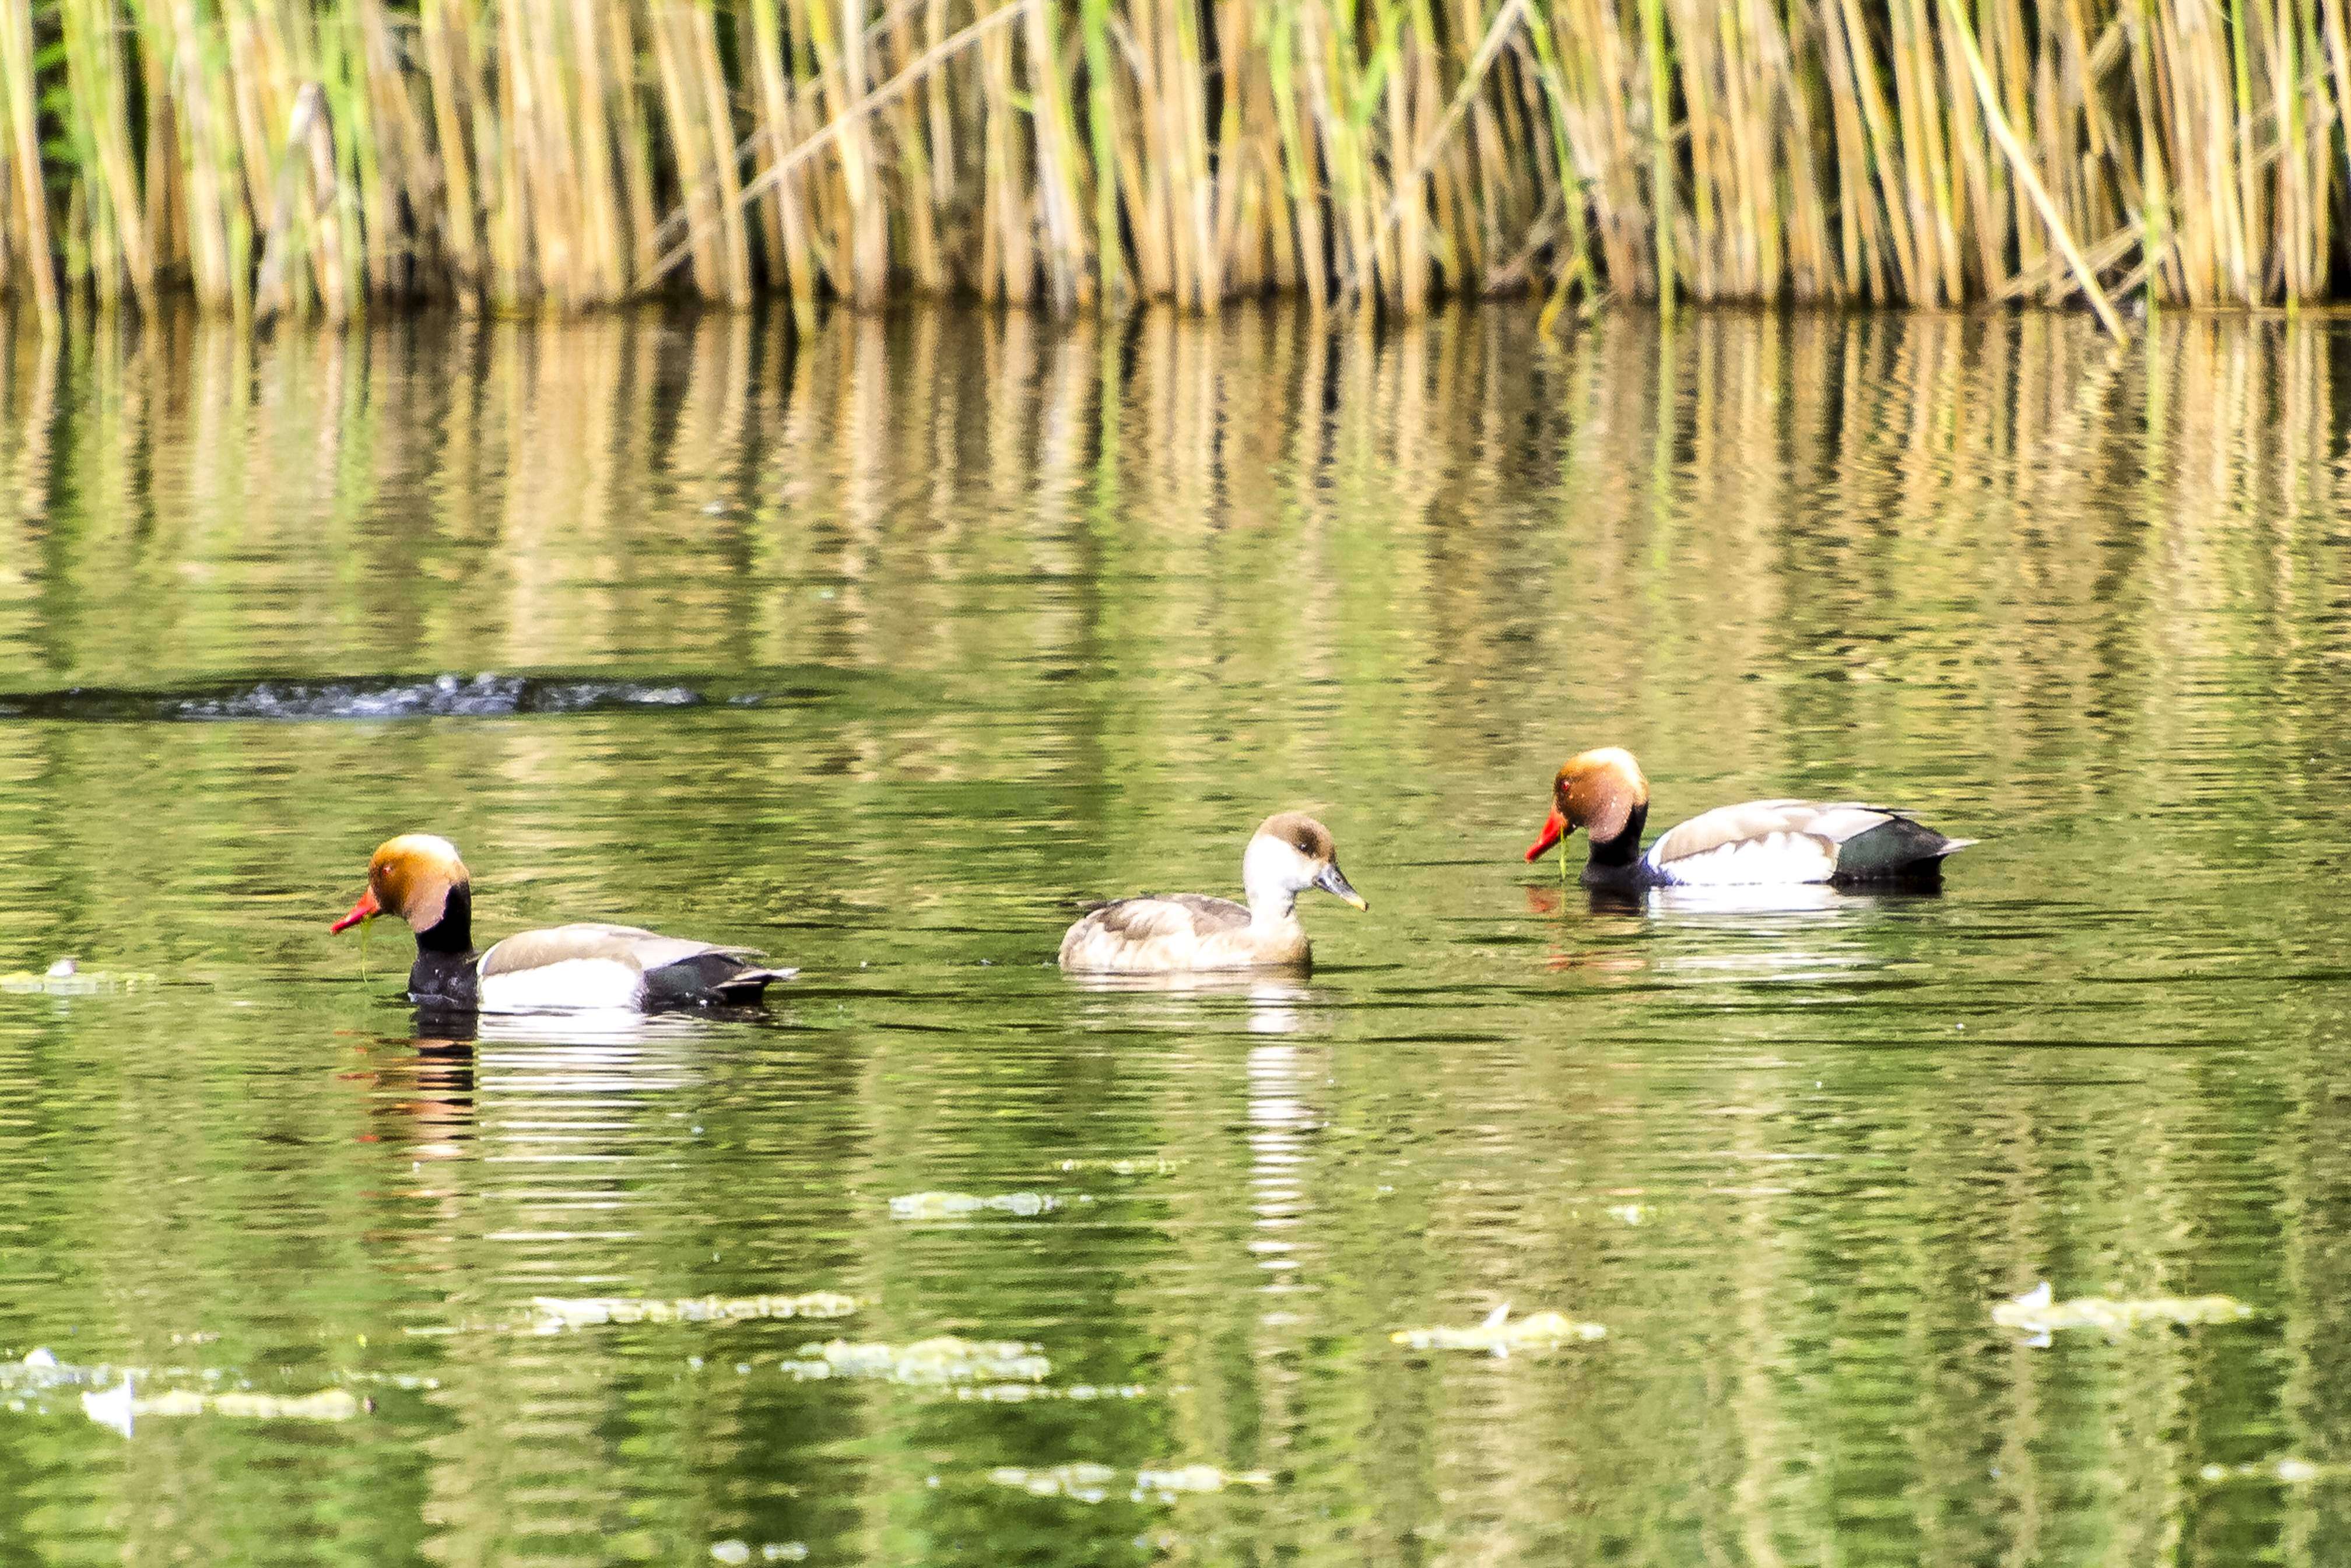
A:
[[709, 1543, 807, 1565], [889, 1191, 1060, 1219], [0, 962, 157, 994], [1392, 1305, 1608, 1356], [128, 1388, 362, 1422], [529, 1292, 860, 1332], [4, 0, 2346, 322], [1055, 1157, 1182, 1176], [4, 1348, 429, 1397], [990, 1462, 1272, 1502], [777, 1337, 1050, 1386], [5, 1351, 367, 1434], [2199, 1458, 2341, 1486], [950, 1381, 1146, 1404], [1992, 1282, 2258, 1340]]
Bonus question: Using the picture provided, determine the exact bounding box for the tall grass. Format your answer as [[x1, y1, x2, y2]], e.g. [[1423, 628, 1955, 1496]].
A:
[[6, 0, 2351, 329]]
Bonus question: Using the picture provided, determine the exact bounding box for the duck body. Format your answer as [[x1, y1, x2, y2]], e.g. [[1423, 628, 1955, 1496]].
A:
[[1059, 812, 1366, 974], [1528, 749, 1974, 890], [335, 836, 792, 1012]]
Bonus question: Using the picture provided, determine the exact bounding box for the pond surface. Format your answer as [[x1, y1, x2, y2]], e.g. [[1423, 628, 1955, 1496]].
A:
[[0, 303, 2347, 1566]]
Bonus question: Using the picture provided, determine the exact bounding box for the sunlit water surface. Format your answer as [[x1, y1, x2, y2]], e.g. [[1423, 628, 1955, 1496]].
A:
[[1, 305, 2348, 1566]]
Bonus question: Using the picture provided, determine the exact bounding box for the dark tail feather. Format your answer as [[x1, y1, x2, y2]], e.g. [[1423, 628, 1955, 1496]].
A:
[[644, 955, 799, 1008], [713, 965, 796, 1002]]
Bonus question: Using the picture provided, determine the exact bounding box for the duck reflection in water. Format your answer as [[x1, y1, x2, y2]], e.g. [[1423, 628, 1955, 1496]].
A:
[[1063, 969, 1314, 1035], [1529, 879, 1949, 919]]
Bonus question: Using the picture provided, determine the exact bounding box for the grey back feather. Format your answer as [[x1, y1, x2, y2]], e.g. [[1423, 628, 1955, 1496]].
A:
[[480, 922, 765, 977]]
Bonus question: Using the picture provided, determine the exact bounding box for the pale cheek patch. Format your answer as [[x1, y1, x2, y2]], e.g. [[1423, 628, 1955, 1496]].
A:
[[478, 959, 646, 1013], [405, 881, 450, 932]]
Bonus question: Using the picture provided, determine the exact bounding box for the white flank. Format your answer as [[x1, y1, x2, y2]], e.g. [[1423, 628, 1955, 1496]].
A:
[[478, 958, 645, 1013], [1648, 830, 1838, 887]]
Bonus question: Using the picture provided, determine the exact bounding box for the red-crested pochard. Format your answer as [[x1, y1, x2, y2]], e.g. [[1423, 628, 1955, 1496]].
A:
[[1525, 748, 1974, 889], [1059, 812, 1367, 973], [331, 834, 793, 1010]]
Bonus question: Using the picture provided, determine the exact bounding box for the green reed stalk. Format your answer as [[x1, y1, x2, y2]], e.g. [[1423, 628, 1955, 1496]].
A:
[[1638, 0, 1673, 311], [1080, 0, 1122, 305]]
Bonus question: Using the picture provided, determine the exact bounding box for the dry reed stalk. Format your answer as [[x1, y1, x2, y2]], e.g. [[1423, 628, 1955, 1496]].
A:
[[1813, 0, 1881, 298], [977, 17, 1031, 301], [1666, 0, 1718, 298], [497, 0, 568, 305], [1381, 0, 1429, 313], [641, 0, 1034, 291], [1841, 0, 1926, 299], [804, 0, 886, 307], [1287, 0, 1360, 300], [1766, 0, 1831, 296], [687, 1, 753, 305], [561, 0, 627, 303], [648, 1, 719, 297], [1170, 0, 1217, 307], [357, 0, 437, 294], [1208, 0, 1250, 287], [28, 0, 2351, 325], [881, 3, 947, 293], [1026, 0, 1090, 311], [1939, 0, 2124, 338], [602, 0, 659, 278], [134, 6, 183, 291], [254, 82, 348, 323], [1341, 0, 1525, 308], [1638, 0, 1674, 309], [417, 0, 482, 300], [1081, 0, 1124, 305], [62, 0, 159, 310], [746, 0, 820, 318], [0, 0, 58, 322], [1518, 15, 1594, 311]]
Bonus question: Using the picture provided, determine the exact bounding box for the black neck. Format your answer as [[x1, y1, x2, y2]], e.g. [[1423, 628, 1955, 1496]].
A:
[[416, 883, 474, 955], [1586, 802, 1648, 868], [409, 948, 480, 1009], [408, 884, 480, 1009]]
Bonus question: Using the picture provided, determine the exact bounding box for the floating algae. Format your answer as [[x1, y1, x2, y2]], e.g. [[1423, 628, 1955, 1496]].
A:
[[2198, 1458, 2342, 1486], [889, 1191, 1060, 1220], [990, 1462, 1272, 1502], [778, 1337, 1050, 1385], [134, 1388, 361, 1420], [0, 959, 159, 995], [5, 1348, 427, 1399], [1992, 1282, 2256, 1341], [529, 1292, 859, 1332], [1055, 1157, 1183, 1176], [709, 1544, 808, 1565], [3, 1349, 376, 1434], [952, 1381, 1146, 1404], [1391, 1304, 1608, 1356]]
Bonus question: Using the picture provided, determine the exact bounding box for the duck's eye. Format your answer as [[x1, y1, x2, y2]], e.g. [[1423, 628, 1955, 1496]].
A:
[[1295, 839, 1314, 854]]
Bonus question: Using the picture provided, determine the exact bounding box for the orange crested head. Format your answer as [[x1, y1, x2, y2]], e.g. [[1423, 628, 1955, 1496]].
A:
[[1525, 747, 1650, 861], [332, 834, 471, 935]]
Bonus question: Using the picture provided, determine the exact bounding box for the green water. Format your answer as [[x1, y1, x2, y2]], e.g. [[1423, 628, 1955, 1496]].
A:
[[0, 304, 2347, 1566]]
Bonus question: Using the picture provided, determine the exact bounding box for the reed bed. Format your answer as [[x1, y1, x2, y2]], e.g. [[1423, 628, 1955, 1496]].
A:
[[7, 1, 2351, 329]]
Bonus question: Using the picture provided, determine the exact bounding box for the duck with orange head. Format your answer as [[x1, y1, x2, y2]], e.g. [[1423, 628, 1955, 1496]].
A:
[[332, 834, 793, 1011], [1525, 748, 1974, 890]]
